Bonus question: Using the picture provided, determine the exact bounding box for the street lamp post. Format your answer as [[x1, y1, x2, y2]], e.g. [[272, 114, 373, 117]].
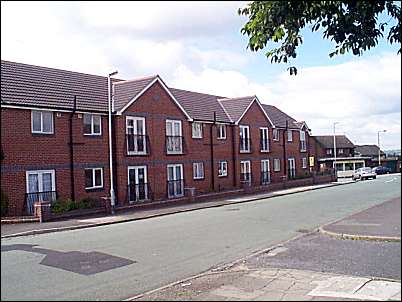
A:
[[377, 130, 387, 166], [333, 122, 339, 173], [108, 70, 118, 214]]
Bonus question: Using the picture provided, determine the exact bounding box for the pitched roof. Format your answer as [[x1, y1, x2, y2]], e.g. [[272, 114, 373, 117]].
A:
[[354, 145, 384, 156], [314, 135, 355, 149], [169, 88, 231, 122], [113, 76, 158, 112], [218, 96, 255, 123], [1, 60, 118, 112], [261, 104, 300, 129]]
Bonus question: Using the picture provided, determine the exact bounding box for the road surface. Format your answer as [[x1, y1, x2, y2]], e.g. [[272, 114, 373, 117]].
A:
[[1, 174, 400, 300]]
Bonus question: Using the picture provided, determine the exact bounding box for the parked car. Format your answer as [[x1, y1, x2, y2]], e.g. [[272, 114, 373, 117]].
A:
[[372, 166, 391, 175], [352, 167, 377, 181]]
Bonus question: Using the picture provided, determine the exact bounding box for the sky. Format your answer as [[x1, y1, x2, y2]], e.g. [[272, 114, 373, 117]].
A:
[[1, 1, 401, 150]]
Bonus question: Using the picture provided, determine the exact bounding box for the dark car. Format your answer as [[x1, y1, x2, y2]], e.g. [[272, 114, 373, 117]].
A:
[[372, 166, 392, 175]]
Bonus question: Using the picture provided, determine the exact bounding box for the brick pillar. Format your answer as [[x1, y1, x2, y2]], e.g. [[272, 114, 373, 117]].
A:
[[34, 201, 52, 223]]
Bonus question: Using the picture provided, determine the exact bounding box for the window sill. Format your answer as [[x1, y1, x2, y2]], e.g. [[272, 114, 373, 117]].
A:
[[217, 137, 227, 140], [192, 137, 203, 139], [84, 134, 103, 138], [193, 177, 205, 181], [32, 132, 54, 137], [260, 150, 270, 153], [85, 187, 104, 192], [240, 150, 251, 154], [218, 174, 228, 177]]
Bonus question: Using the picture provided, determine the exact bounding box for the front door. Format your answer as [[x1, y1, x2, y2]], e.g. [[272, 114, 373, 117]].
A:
[[128, 166, 148, 203], [167, 164, 184, 198], [288, 158, 296, 178]]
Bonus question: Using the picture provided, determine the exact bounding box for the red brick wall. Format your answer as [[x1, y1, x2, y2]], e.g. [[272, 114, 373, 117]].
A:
[[1, 108, 109, 216]]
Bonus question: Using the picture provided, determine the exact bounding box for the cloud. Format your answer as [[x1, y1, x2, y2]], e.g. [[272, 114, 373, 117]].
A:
[[171, 53, 401, 150]]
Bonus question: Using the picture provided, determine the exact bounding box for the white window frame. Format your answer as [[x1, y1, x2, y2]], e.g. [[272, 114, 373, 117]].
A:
[[217, 124, 227, 140], [26, 170, 56, 193], [260, 127, 270, 152], [287, 130, 293, 142], [240, 160, 251, 182], [239, 125, 250, 153], [85, 168, 103, 189], [192, 122, 203, 139], [193, 162, 204, 179], [167, 164, 184, 198], [338, 148, 344, 154], [274, 158, 281, 172], [127, 166, 148, 203], [302, 157, 307, 169], [166, 119, 183, 154], [273, 129, 280, 141], [261, 159, 271, 184], [31, 110, 54, 134], [126, 116, 147, 155], [300, 130, 306, 152], [218, 161, 228, 177], [326, 149, 333, 155], [83, 114, 102, 136]]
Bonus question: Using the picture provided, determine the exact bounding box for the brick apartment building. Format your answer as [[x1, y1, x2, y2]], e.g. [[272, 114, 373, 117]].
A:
[[1, 60, 326, 217]]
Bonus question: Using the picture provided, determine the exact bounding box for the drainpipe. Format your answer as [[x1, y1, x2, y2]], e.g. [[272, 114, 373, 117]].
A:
[[283, 120, 288, 180], [108, 71, 118, 214], [69, 96, 77, 201], [232, 123, 237, 187], [210, 112, 216, 191]]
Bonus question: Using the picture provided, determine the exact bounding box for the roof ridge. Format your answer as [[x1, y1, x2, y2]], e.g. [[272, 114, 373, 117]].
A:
[[114, 75, 158, 85], [169, 87, 225, 98], [218, 95, 256, 101], [1, 59, 123, 80]]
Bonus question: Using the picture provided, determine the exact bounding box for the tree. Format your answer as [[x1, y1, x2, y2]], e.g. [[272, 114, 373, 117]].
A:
[[239, 1, 401, 75]]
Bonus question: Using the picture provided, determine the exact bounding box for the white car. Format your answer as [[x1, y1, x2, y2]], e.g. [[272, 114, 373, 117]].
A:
[[352, 167, 377, 181]]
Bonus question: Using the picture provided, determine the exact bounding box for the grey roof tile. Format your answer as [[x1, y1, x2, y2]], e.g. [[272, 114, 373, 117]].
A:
[[261, 104, 300, 129], [314, 135, 355, 149], [218, 96, 255, 122]]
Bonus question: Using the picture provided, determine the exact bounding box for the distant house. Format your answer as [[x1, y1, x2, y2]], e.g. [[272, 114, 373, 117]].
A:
[[354, 145, 385, 166], [312, 135, 370, 177]]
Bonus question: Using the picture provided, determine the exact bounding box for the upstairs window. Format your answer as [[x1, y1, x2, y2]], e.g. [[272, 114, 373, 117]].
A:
[[32, 110, 53, 134], [300, 130, 306, 151], [287, 130, 293, 142], [338, 148, 344, 154], [260, 127, 269, 152], [326, 149, 333, 155], [84, 114, 102, 135], [192, 122, 203, 138], [273, 129, 280, 141], [217, 124, 226, 139]]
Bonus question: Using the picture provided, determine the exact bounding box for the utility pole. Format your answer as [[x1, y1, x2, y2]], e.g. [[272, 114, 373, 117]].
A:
[[377, 130, 387, 166], [333, 122, 339, 174]]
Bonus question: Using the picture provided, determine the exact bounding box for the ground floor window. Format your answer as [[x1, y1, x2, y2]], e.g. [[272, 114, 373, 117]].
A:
[[274, 159, 281, 172], [240, 160, 251, 183], [302, 158, 307, 169], [167, 164, 184, 198], [218, 161, 228, 177], [193, 162, 204, 179], [25, 170, 56, 214], [85, 168, 103, 189], [261, 160, 270, 185]]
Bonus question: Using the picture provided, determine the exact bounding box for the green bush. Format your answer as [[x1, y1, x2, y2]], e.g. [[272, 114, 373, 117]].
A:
[[78, 197, 97, 209], [51, 197, 98, 214], [1, 190, 9, 217]]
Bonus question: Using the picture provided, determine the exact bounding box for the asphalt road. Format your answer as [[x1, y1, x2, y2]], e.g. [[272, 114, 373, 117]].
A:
[[1, 174, 401, 301], [247, 231, 401, 280]]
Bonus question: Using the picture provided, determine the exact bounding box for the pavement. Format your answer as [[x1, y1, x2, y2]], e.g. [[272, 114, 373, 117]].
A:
[[1, 174, 400, 301], [1, 180, 353, 238]]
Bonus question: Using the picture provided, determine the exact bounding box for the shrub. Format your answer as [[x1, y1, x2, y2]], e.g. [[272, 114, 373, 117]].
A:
[[1, 190, 8, 217], [51, 197, 98, 214], [78, 197, 97, 209]]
